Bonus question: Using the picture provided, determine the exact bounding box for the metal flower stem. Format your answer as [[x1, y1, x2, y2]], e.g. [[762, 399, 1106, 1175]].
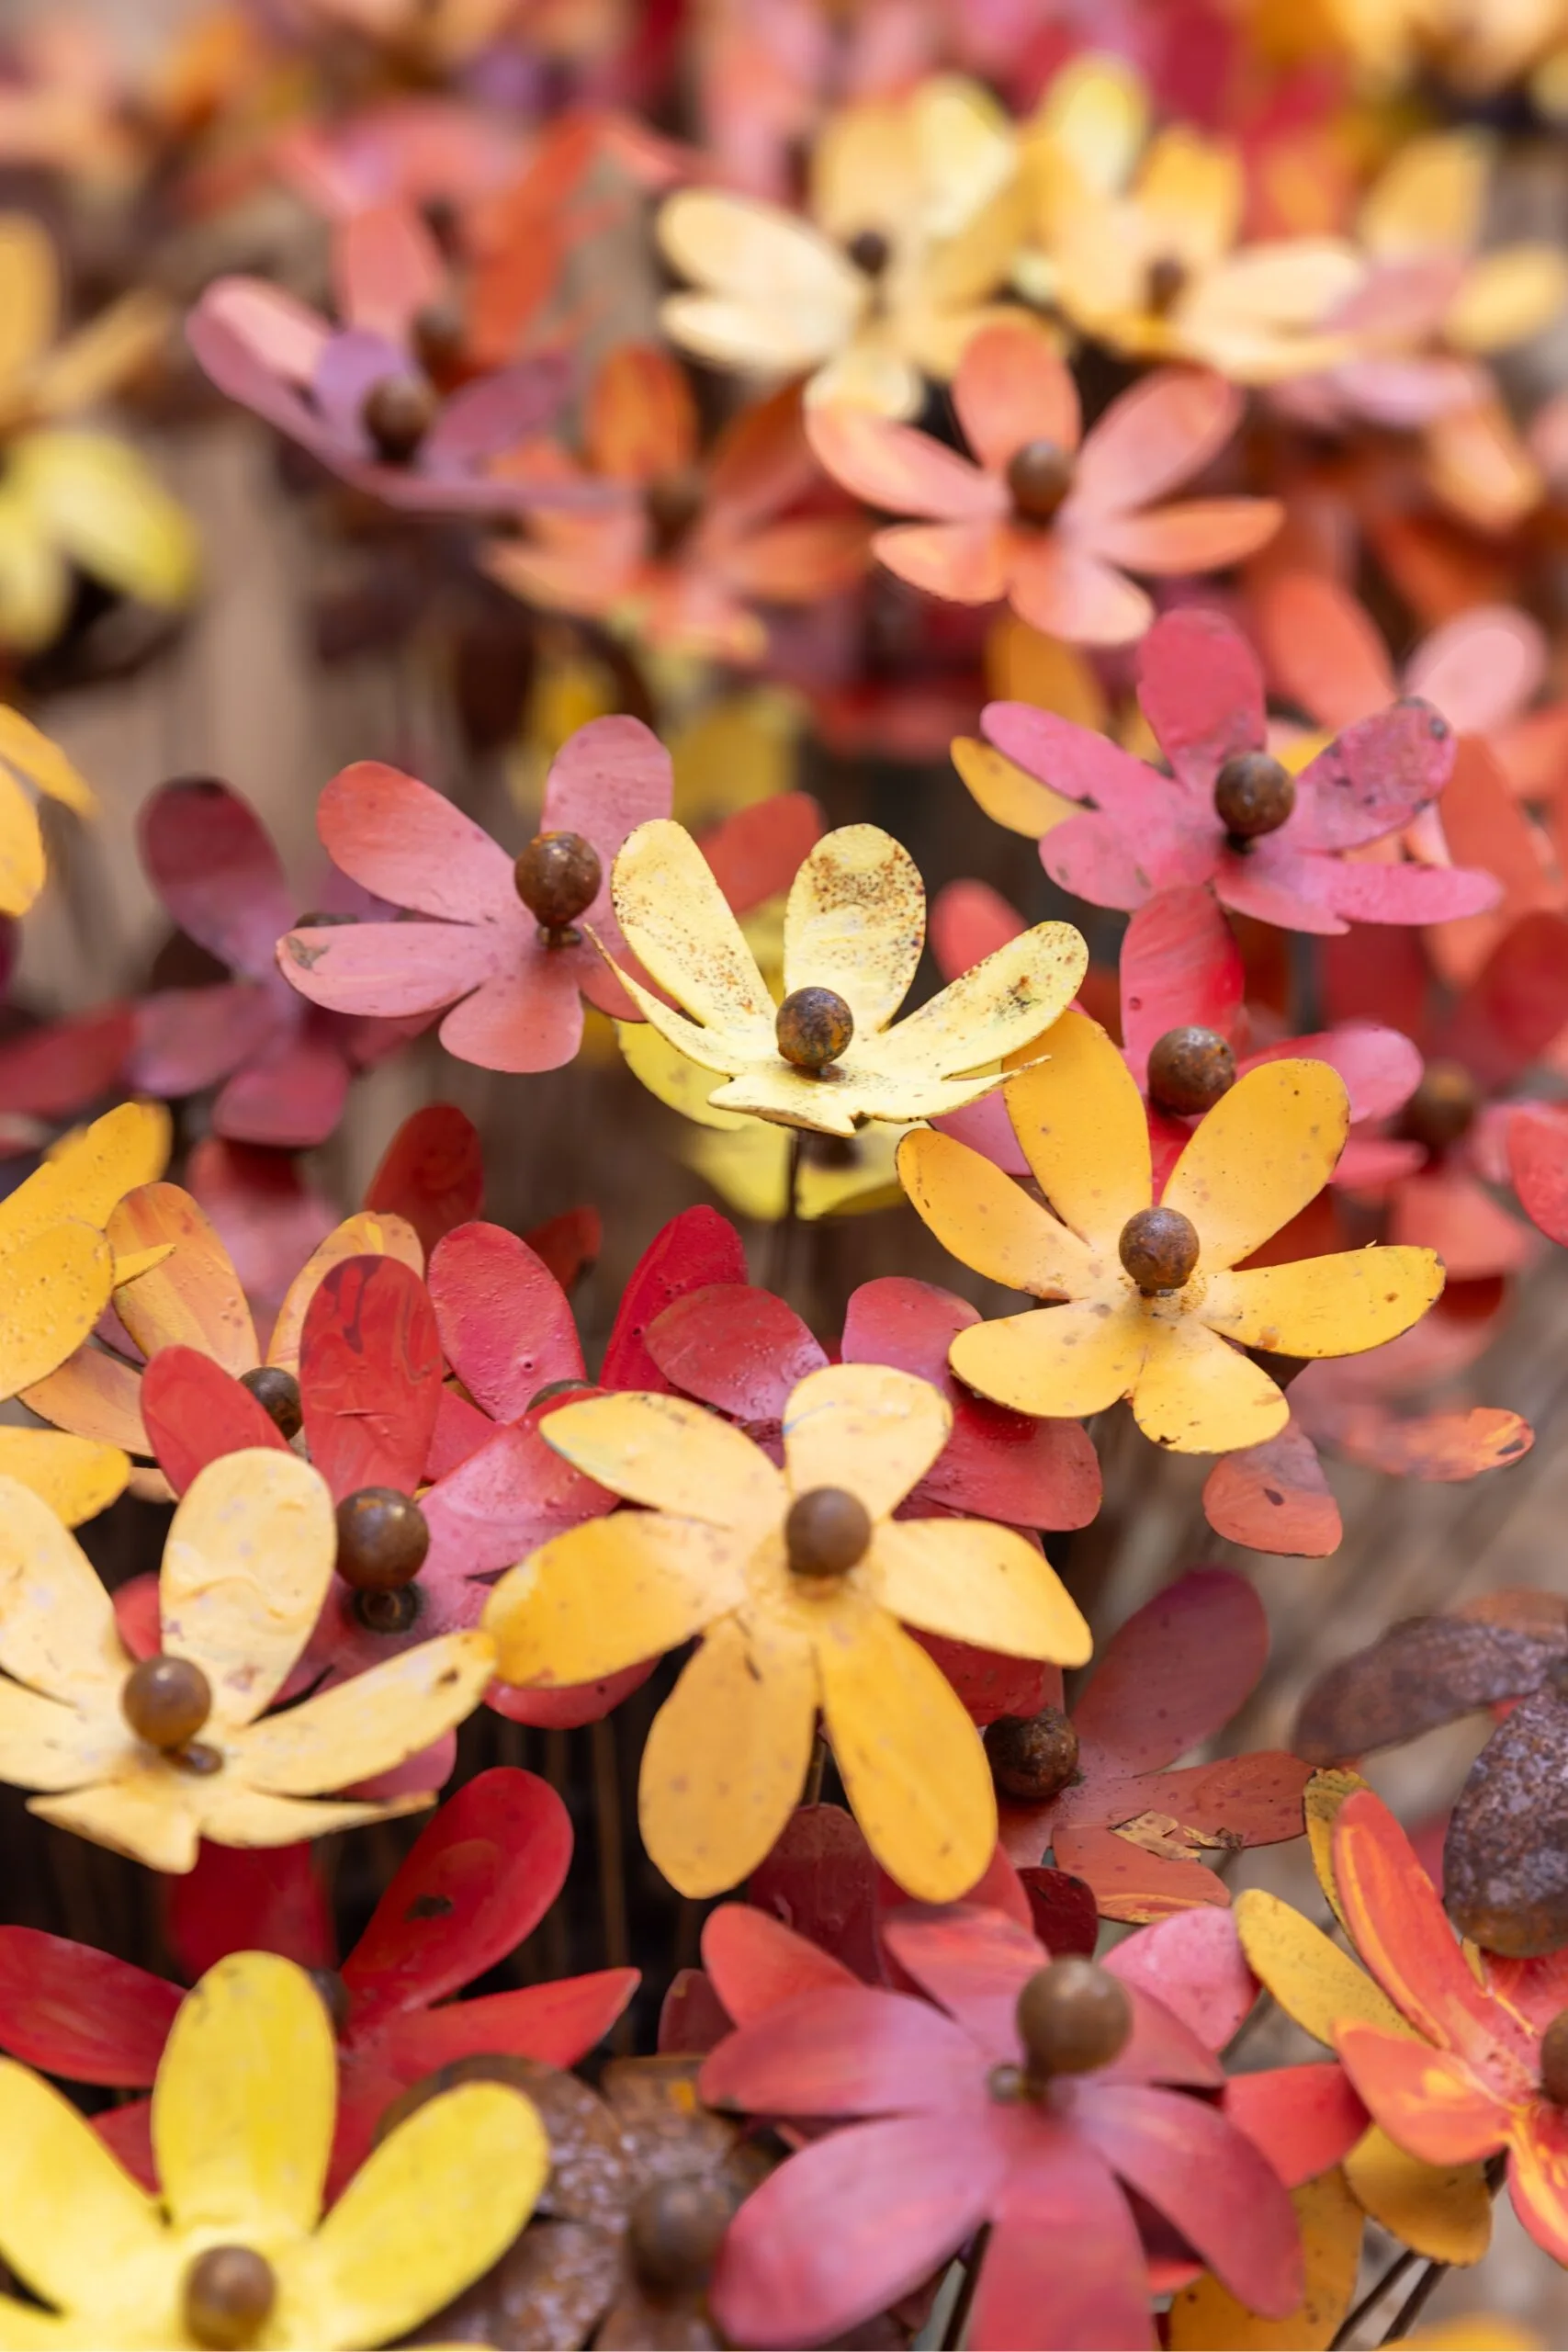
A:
[[765, 1126, 805, 1298]]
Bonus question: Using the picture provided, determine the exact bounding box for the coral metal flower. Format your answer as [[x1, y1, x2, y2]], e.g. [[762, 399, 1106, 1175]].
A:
[[602, 818, 1088, 1136], [0, 1950, 547, 2348], [983, 605, 1496, 933], [898, 1012, 1445, 1453], [807, 322, 1281, 647], [0, 1450, 493, 1872], [699, 1903, 1303, 2349], [483, 1363, 1091, 1900]]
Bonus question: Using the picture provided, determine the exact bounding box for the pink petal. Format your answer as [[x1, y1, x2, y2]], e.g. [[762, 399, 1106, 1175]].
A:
[[1075, 369, 1245, 516], [538, 714, 674, 888], [1120, 886, 1244, 1085], [1135, 607, 1267, 791], [1224, 2064, 1369, 2188], [423, 357, 572, 466], [983, 705, 1194, 823], [484, 1659, 657, 1728], [1325, 857, 1503, 926], [1511, 1103, 1568, 1248], [186, 1138, 335, 1313], [427, 1222, 583, 1421], [213, 1030, 353, 1150], [278, 922, 492, 1021], [1046, 808, 1218, 912], [0, 1004, 132, 1120], [699, 1984, 982, 2118], [933, 1090, 1031, 1175], [130, 984, 282, 1097], [1239, 1022, 1422, 1123], [311, 329, 405, 441], [1406, 604, 1545, 736], [874, 518, 1012, 604], [422, 1406, 615, 1583], [806, 404, 1001, 522], [953, 322, 1081, 474], [138, 778, 293, 979], [437, 956, 587, 1073], [316, 761, 517, 922], [364, 1104, 484, 1259], [1292, 701, 1458, 852], [930, 881, 1027, 980], [701, 1905, 859, 2025], [1214, 841, 1347, 933], [971, 2132, 1154, 2351], [880, 1906, 1041, 2062], [1390, 1166, 1536, 1281], [1106, 1908, 1257, 2052], [1089, 497, 1282, 577], [1009, 537, 1151, 646], [1251, 571, 1393, 730], [333, 199, 446, 341]]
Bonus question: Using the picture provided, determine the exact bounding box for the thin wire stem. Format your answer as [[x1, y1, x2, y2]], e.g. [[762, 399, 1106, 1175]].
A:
[[591, 1717, 633, 2053], [1329, 2249, 1421, 2350], [1380, 2260, 1447, 2346], [941, 2226, 990, 2350]]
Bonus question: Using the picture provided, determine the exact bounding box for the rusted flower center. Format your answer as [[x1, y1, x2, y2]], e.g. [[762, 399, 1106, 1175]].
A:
[[1119, 1204, 1200, 1295], [240, 1364, 303, 1441], [513, 829, 603, 938], [785, 1486, 871, 1579], [361, 372, 439, 464], [1213, 752, 1295, 842], [1541, 2011, 1568, 2105], [184, 2246, 277, 2350], [1145, 254, 1189, 315], [776, 986, 854, 1071], [1015, 1958, 1132, 2087], [336, 1487, 430, 1600], [645, 467, 707, 558], [626, 2176, 733, 2294], [122, 1655, 212, 1751], [412, 296, 466, 379], [985, 1707, 1081, 1802], [1401, 1059, 1479, 1154], [1006, 439, 1076, 526], [846, 228, 891, 278], [1146, 1025, 1237, 1118]]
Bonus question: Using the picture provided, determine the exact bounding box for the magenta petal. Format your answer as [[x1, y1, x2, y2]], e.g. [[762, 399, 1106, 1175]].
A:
[[1292, 700, 1457, 852], [933, 1090, 1030, 1174], [428, 1222, 583, 1420], [1044, 809, 1217, 913], [1213, 842, 1347, 933], [982, 704, 1187, 822], [0, 1929, 178, 2084], [213, 1029, 352, 1149], [1135, 608, 1266, 791], [701, 1906, 860, 2025], [647, 1282, 825, 1422], [970, 2131, 1154, 2352], [1106, 1908, 1256, 2052], [1120, 886, 1244, 1086], [130, 984, 282, 1097], [348, 1732, 456, 1801], [880, 1907, 1041, 2063], [1240, 1022, 1421, 1123], [311, 328, 406, 442], [1071, 1568, 1267, 1777], [316, 762, 517, 922], [710, 2116, 999, 2351], [700, 1985, 981, 2118], [279, 922, 488, 1020], [601, 1206, 750, 1390], [438, 956, 586, 1073], [0, 1003, 132, 1119], [423, 356, 573, 466], [1325, 859, 1502, 926], [138, 778, 293, 979], [538, 715, 674, 905], [423, 1407, 615, 1583]]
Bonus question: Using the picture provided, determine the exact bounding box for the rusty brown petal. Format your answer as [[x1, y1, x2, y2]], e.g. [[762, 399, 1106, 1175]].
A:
[[601, 2057, 749, 2181], [1295, 1617, 1557, 1765], [1445, 1690, 1568, 1959]]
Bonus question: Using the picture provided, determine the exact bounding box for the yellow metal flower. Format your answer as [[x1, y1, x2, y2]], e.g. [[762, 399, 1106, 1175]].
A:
[[0, 1949, 547, 2349], [898, 1012, 1444, 1453], [0, 1450, 494, 1872], [0, 214, 197, 651], [657, 80, 1023, 419], [601, 819, 1087, 1137], [484, 1363, 1090, 1900]]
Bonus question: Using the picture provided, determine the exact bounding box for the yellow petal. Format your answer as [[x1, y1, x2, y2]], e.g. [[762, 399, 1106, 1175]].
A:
[[299, 2082, 548, 2346], [662, 289, 850, 379], [237, 1632, 492, 1797], [1402, 2324, 1536, 2350], [1028, 53, 1148, 206], [870, 1517, 1090, 1664], [986, 614, 1111, 728], [153, 1951, 333, 2234], [818, 1597, 996, 1901], [1003, 1009, 1152, 1250], [485, 1514, 742, 1688], [912, 77, 1018, 240], [706, 1043, 1022, 1136], [1234, 1887, 1406, 2045], [1446, 244, 1568, 351], [1306, 1767, 1367, 1928], [0, 1101, 172, 1250], [813, 96, 922, 241], [610, 819, 775, 1040], [0, 215, 58, 392], [615, 1017, 750, 1130], [640, 1611, 818, 1898], [669, 692, 799, 822], [0, 1428, 128, 1525], [807, 334, 924, 419], [951, 1295, 1147, 1419], [875, 922, 1088, 1081], [7, 430, 198, 611], [31, 1772, 201, 1871], [1424, 398, 1542, 534], [897, 1127, 1099, 1296], [782, 1362, 951, 1520], [109, 1182, 256, 1374], [0, 1675, 118, 1792], [612, 964, 760, 1087], [160, 1452, 336, 1728], [1168, 2168, 1362, 2350], [0, 1222, 113, 1399], [1182, 241, 1365, 332], [1345, 2129, 1494, 2267], [0, 703, 94, 817], [266, 1210, 423, 1374], [0, 488, 69, 654], [952, 736, 1080, 838], [0, 1474, 125, 1698], [28, 289, 169, 420], [1134, 128, 1244, 266], [658, 194, 861, 370], [538, 1391, 784, 1527], [194, 1783, 431, 1856], [1162, 1060, 1349, 1272], [685, 1122, 795, 1221], [783, 826, 924, 1035], [1201, 1249, 1445, 1360], [1131, 1317, 1289, 1453], [0, 2060, 165, 2324], [0, 763, 45, 916], [1359, 133, 1486, 261]]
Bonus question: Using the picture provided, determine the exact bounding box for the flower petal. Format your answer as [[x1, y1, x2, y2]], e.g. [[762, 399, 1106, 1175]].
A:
[[279, 920, 491, 1022], [1505, 2106, 1568, 2268], [109, 1183, 255, 1374], [1333, 1789, 1521, 2057], [1010, 535, 1153, 645], [315, 761, 516, 923], [874, 921, 1089, 1081], [897, 1128, 1100, 1296], [1254, 571, 1393, 731], [138, 777, 290, 981], [1202, 1425, 1341, 1557], [153, 1951, 334, 2232], [659, 190, 862, 336], [805, 403, 1000, 520], [952, 1297, 1148, 1419], [0, 1100, 170, 1252], [1163, 1060, 1349, 1272], [973, 2128, 1155, 2351], [158, 1452, 334, 1728], [235, 1634, 488, 1796], [539, 1389, 782, 1526], [1132, 1318, 1288, 1453], [0, 1475, 127, 1700], [1075, 368, 1245, 514], [1291, 702, 1457, 853], [299, 1256, 443, 1502], [585, 344, 696, 481], [782, 1362, 950, 1521], [29, 1773, 201, 1871], [873, 517, 1013, 604], [1234, 1889, 1406, 2046], [954, 321, 1080, 470], [1334, 2022, 1506, 2167], [1075, 1568, 1268, 1775], [1121, 886, 1245, 1086], [0, 2061, 166, 2323], [363, 1107, 483, 1261], [1136, 606, 1266, 790], [1009, 1007, 1152, 1249], [142, 1349, 290, 1496], [267, 1212, 423, 1376], [0, 1427, 128, 1526], [0, 1926, 177, 2085], [1091, 495, 1281, 575], [1168, 2167, 1361, 2352], [640, 1612, 818, 1898], [871, 1519, 1089, 1666], [1202, 1250, 1443, 1361], [611, 817, 775, 1037], [427, 1223, 581, 1422], [1345, 2130, 1494, 2266], [783, 824, 924, 1035], [0, 1672, 119, 1792], [484, 1514, 741, 1689]]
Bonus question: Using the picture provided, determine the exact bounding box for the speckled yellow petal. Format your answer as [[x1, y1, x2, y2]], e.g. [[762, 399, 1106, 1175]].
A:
[[538, 1391, 784, 1526], [782, 1363, 951, 1521], [640, 1612, 818, 1898], [7, 430, 198, 611], [266, 1210, 423, 1374], [615, 1018, 750, 1130], [611, 819, 775, 1038], [0, 1429, 129, 1525], [1446, 244, 1568, 351], [897, 1127, 1099, 1296], [1003, 1009, 1152, 1250], [0, 1474, 125, 1698], [1235, 1888, 1406, 2044], [1306, 1768, 1367, 1928], [1134, 128, 1243, 266], [0, 1101, 171, 1252], [952, 1296, 1146, 1419], [485, 1515, 741, 1688], [30, 1774, 200, 1871], [238, 1632, 492, 1797], [154, 1951, 333, 2234], [708, 1050, 1015, 1136], [610, 964, 757, 1087], [1359, 133, 1486, 261], [1345, 2130, 1493, 2266], [0, 215, 58, 393], [0, 763, 45, 917], [1162, 1060, 1348, 1272], [0, 1676, 118, 1792], [159, 1452, 336, 1728], [1202, 1250, 1445, 1360], [0, 1222, 113, 1400], [1169, 2168, 1361, 2350], [0, 2061, 164, 2324], [299, 2083, 548, 2347], [871, 1518, 1090, 1664], [0, 704, 93, 818], [819, 1598, 996, 1902], [1131, 1317, 1288, 1453], [875, 922, 1088, 1080], [952, 737, 1080, 837], [783, 826, 925, 1035], [109, 1183, 256, 1374]]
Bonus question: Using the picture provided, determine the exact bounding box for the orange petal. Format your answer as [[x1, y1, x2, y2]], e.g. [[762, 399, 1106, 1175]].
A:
[[109, 1183, 255, 1374], [586, 343, 697, 481], [953, 320, 1081, 472], [1091, 497, 1282, 576], [21, 1342, 150, 1453], [806, 405, 1001, 521], [1334, 2022, 1506, 2168], [873, 518, 1012, 605]]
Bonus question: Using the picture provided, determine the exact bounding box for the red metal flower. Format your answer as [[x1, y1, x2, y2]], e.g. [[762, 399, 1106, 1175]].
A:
[[1511, 1101, 1568, 1249], [983, 605, 1495, 931]]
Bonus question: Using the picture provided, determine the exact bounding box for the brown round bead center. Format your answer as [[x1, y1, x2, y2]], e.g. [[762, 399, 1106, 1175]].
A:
[[1401, 1058, 1479, 1154], [776, 986, 854, 1072], [1016, 1958, 1132, 2086], [513, 830, 603, 937], [361, 372, 438, 464], [626, 2176, 733, 2294], [1119, 1204, 1200, 1295], [846, 228, 891, 278], [1213, 752, 1295, 842], [785, 1486, 872, 1579], [240, 1364, 303, 1441], [335, 1487, 430, 1595], [1145, 254, 1189, 315], [985, 1707, 1081, 1802], [122, 1655, 212, 1751], [412, 296, 466, 379], [1541, 2011, 1568, 2105], [184, 2245, 277, 2350], [1006, 439, 1076, 526], [1146, 1026, 1236, 1118], [644, 468, 707, 558]]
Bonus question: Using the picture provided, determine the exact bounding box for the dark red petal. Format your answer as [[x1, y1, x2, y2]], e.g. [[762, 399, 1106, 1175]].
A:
[[600, 1206, 749, 1390], [747, 1804, 883, 1986], [142, 1347, 291, 1495], [138, 776, 292, 980], [299, 1254, 444, 1501], [646, 1282, 824, 1422], [0, 1003, 133, 1120], [1442, 913, 1568, 1093], [164, 1843, 333, 1980], [130, 983, 281, 1099], [363, 1104, 483, 1257], [1202, 1423, 1342, 1556], [0, 1929, 179, 2084], [1135, 607, 1267, 791], [214, 1030, 353, 1151], [699, 1985, 980, 2118], [659, 1966, 732, 2054], [427, 1221, 582, 1420], [367, 1968, 638, 2077], [1020, 1868, 1100, 1959], [1224, 2064, 1369, 2188], [702, 1905, 860, 2024], [1072, 1569, 1267, 1776], [916, 1630, 1058, 1726]]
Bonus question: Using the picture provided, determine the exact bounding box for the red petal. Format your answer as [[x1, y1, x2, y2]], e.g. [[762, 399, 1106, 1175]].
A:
[[427, 1221, 582, 1421], [334, 200, 445, 341], [1073, 1569, 1266, 1776], [747, 1804, 883, 1986], [1107, 1908, 1257, 2052], [881, 1906, 1043, 2063], [279, 921, 489, 1022], [299, 1255, 444, 1500], [0, 1929, 178, 2083], [698, 793, 824, 915], [484, 1658, 656, 1728], [423, 1407, 615, 1581], [1090, 497, 1281, 576], [0, 1003, 133, 1120], [1020, 1867, 1100, 1959], [363, 1104, 483, 1257], [113, 1574, 162, 1661], [1203, 1423, 1342, 1556], [1325, 857, 1501, 925], [1508, 2103, 1568, 2266], [317, 761, 516, 922], [1076, 369, 1244, 516], [600, 1206, 749, 1390], [1120, 886, 1244, 1086], [584, 344, 697, 481], [142, 1346, 291, 1495], [1224, 2063, 1370, 2188], [343, 1767, 573, 2023], [646, 1282, 823, 1423], [918, 1631, 1058, 1725], [954, 321, 1080, 473], [138, 777, 292, 981], [1051, 1825, 1231, 1923], [930, 880, 1027, 981], [1390, 1166, 1535, 1281], [1135, 608, 1266, 792], [1333, 1789, 1520, 2054], [1334, 2020, 1506, 2165], [1511, 1103, 1568, 1247], [702, 1905, 859, 2023], [875, 518, 1011, 604], [699, 1985, 980, 2117], [186, 1139, 335, 1314], [1441, 912, 1568, 1092], [93, 2099, 156, 2191], [970, 2131, 1154, 2351], [521, 1206, 602, 1294], [1252, 571, 1392, 730], [437, 955, 589, 1073], [214, 1030, 353, 1151], [164, 1842, 333, 1980]]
